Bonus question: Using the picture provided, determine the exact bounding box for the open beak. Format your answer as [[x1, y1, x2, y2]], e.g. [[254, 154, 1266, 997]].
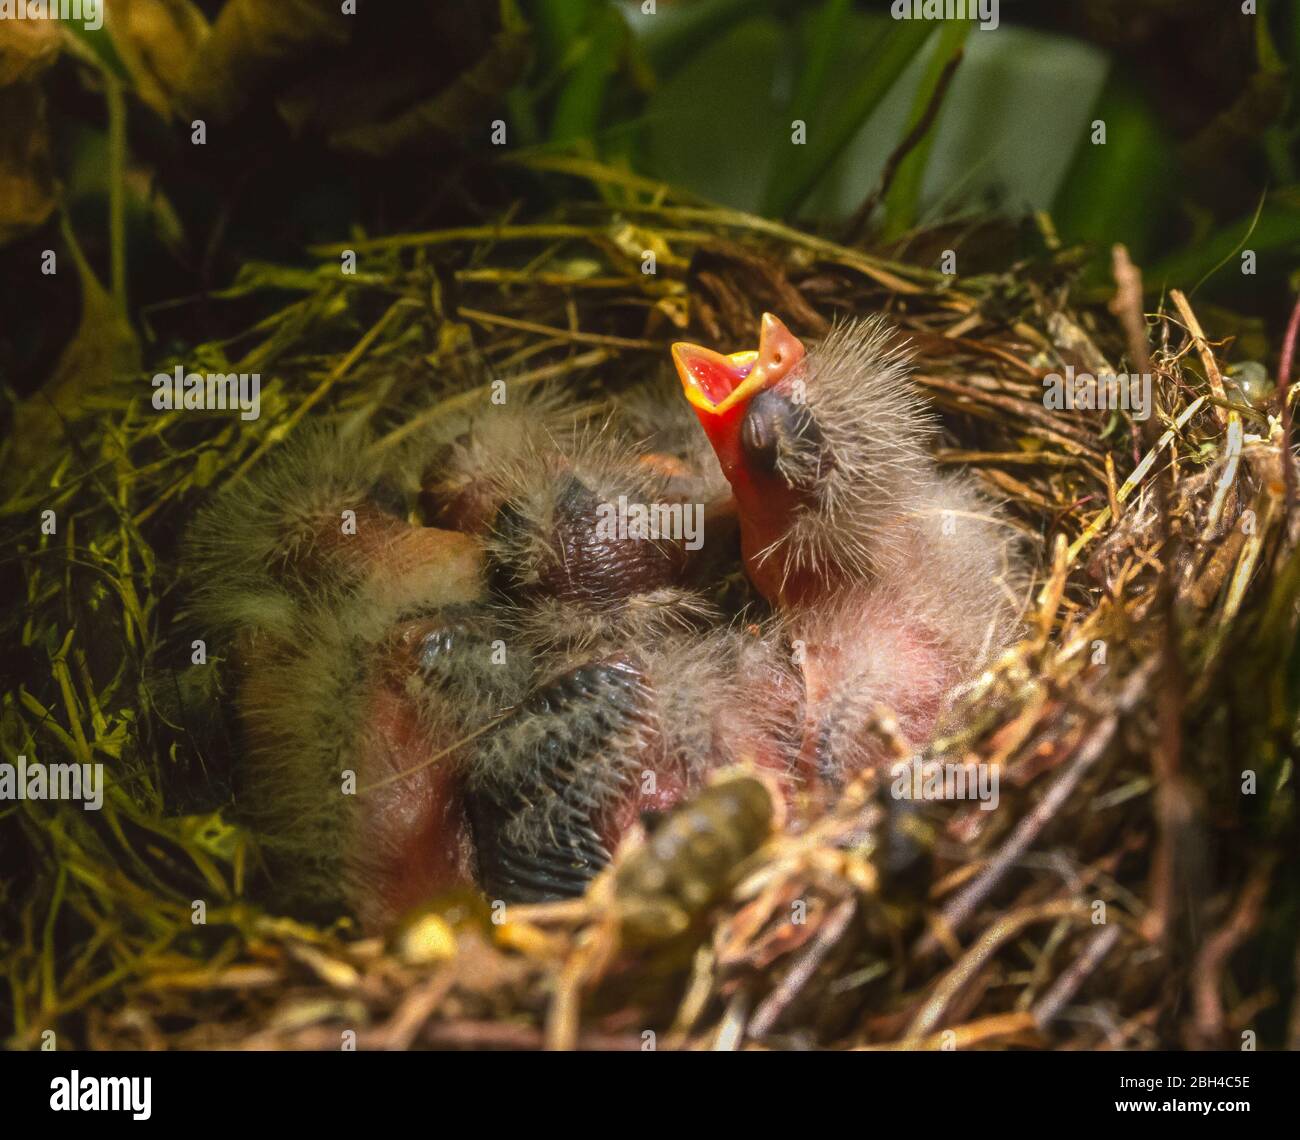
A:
[[672, 313, 806, 478], [673, 313, 805, 416], [672, 345, 760, 414]]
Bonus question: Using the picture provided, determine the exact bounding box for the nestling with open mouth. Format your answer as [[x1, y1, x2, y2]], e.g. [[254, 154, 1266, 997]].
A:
[[181, 313, 1021, 927]]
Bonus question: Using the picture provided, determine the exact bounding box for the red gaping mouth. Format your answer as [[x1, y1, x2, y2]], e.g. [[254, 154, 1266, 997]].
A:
[[670, 313, 816, 605], [672, 313, 806, 414], [672, 344, 759, 410]]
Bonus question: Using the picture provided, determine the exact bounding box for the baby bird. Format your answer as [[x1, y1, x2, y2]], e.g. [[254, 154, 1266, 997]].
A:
[[673, 313, 1021, 785], [402, 395, 794, 903], [180, 324, 1018, 925], [182, 428, 492, 927], [183, 392, 794, 926]]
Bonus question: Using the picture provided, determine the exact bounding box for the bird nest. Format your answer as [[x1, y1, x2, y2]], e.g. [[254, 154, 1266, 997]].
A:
[[3, 157, 1296, 1051]]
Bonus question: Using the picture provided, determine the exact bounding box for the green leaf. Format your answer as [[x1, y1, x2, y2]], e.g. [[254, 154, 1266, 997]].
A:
[[788, 0, 851, 128], [1146, 192, 1300, 295], [532, 0, 599, 72], [761, 18, 933, 218], [1052, 77, 1176, 268], [880, 19, 969, 240], [548, 4, 627, 144], [635, 0, 770, 77]]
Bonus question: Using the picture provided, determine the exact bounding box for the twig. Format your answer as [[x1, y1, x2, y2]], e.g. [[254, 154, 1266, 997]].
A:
[[1171, 291, 1242, 538], [376, 972, 455, 1050], [1067, 395, 1207, 562], [311, 224, 626, 256], [841, 50, 964, 246], [1192, 862, 1272, 1047], [1170, 289, 1229, 426], [369, 349, 610, 454], [748, 897, 857, 1039], [1110, 246, 1186, 947], [1277, 289, 1300, 519], [904, 900, 1087, 1043], [915, 660, 1154, 962], [457, 307, 660, 350], [230, 298, 411, 481], [422, 1021, 643, 1051], [1032, 924, 1121, 1031], [914, 719, 1115, 962], [860, 1011, 1037, 1051]]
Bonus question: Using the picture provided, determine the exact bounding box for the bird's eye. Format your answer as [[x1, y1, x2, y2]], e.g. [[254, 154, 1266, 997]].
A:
[[740, 389, 820, 479], [367, 478, 408, 519]]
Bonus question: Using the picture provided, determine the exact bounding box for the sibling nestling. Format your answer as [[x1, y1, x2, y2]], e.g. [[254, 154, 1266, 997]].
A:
[[674, 313, 1021, 781], [184, 396, 793, 925], [183, 314, 1019, 927]]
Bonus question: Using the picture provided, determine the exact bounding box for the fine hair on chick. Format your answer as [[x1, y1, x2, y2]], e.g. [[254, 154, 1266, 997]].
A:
[[750, 315, 1024, 657], [462, 623, 799, 862], [397, 385, 596, 534], [181, 425, 490, 919], [174, 322, 1030, 920], [753, 316, 942, 587], [609, 372, 733, 503]]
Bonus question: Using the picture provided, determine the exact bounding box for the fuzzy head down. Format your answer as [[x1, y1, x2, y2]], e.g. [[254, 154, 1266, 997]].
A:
[[675, 314, 943, 600], [757, 316, 939, 589]]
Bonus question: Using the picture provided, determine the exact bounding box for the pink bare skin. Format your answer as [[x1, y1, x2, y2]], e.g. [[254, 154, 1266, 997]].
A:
[[208, 319, 1014, 928], [675, 313, 1018, 789]]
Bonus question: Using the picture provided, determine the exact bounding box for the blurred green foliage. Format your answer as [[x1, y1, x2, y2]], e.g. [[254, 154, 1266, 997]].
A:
[[513, 0, 1300, 314], [6, 0, 1300, 398]]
